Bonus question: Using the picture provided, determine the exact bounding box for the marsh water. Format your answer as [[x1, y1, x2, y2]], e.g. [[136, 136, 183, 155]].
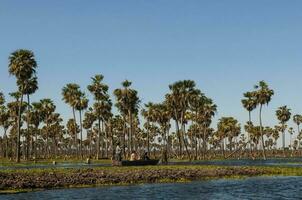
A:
[[1, 176, 302, 200], [2, 157, 302, 170]]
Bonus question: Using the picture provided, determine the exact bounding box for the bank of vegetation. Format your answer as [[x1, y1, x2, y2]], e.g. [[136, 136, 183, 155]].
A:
[[1, 165, 302, 194]]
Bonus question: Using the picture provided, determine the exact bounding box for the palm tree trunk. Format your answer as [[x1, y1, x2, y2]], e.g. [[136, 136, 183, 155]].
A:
[[175, 120, 182, 158], [166, 125, 170, 161], [248, 111, 252, 157], [298, 125, 301, 155], [282, 124, 286, 157], [79, 109, 83, 159], [96, 118, 101, 160], [101, 121, 104, 158], [259, 104, 267, 160], [34, 128, 39, 161], [89, 128, 92, 157], [181, 123, 191, 160], [16, 92, 24, 163], [123, 117, 126, 159], [202, 124, 207, 160], [194, 111, 198, 160], [221, 139, 225, 158], [147, 121, 150, 156], [105, 122, 108, 158], [4, 129, 8, 158], [26, 94, 30, 160], [46, 122, 49, 159], [72, 107, 78, 157], [128, 111, 133, 154]]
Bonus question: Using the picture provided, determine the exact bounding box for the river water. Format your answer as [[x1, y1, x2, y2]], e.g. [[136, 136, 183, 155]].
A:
[[2, 158, 302, 170], [1, 176, 301, 200]]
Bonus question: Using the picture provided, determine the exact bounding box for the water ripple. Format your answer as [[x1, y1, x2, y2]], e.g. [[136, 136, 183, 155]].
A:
[[1, 176, 302, 200]]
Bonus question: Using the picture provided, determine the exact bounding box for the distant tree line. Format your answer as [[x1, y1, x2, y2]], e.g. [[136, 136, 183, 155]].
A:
[[0, 49, 301, 162]]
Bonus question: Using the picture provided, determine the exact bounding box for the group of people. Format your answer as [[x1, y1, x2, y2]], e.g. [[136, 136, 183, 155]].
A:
[[130, 151, 150, 161], [115, 143, 150, 162]]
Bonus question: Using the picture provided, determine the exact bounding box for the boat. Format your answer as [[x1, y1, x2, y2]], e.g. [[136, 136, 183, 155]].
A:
[[112, 159, 159, 166]]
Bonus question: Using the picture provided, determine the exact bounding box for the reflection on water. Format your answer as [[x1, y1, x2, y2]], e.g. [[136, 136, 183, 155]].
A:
[[1, 176, 302, 200]]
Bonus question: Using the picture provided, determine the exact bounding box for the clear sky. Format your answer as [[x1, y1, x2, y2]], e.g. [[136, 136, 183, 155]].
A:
[[1, 1, 302, 145]]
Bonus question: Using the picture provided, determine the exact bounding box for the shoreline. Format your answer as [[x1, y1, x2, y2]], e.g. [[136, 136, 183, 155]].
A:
[[1, 165, 301, 194]]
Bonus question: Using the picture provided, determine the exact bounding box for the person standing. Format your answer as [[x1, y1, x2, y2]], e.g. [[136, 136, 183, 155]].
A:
[[115, 143, 122, 161]]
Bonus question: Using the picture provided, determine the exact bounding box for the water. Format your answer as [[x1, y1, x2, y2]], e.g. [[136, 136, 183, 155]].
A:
[[2, 158, 302, 170], [1, 176, 302, 200], [172, 157, 302, 167], [0, 162, 111, 170]]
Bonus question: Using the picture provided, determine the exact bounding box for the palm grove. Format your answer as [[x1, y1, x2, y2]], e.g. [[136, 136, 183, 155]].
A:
[[0, 50, 302, 163]]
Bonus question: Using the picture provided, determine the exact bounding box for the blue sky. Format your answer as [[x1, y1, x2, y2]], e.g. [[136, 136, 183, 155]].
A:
[[1, 1, 302, 144]]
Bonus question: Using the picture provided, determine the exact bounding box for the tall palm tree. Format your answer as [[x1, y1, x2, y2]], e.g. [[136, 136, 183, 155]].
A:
[[8, 49, 37, 162], [83, 108, 96, 157], [293, 114, 302, 149], [0, 92, 10, 158], [142, 102, 155, 155], [276, 105, 291, 155], [40, 99, 56, 158], [88, 74, 111, 159], [241, 91, 257, 154], [66, 118, 80, 155], [75, 93, 89, 159], [62, 83, 82, 155], [148, 103, 171, 162], [22, 76, 38, 160], [28, 102, 43, 159], [165, 80, 198, 159], [253, 81, 274, 160], [114, 80, 139, 156], [217, 117, 241, 155], [293, 114, 302, 136], [199, 98, 217, 160]]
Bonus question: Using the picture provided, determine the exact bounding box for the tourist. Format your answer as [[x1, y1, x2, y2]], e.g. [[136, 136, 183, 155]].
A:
[[143, 152, 150, 161], [115, 143, 122, 161], [130, 151, 137, 161]]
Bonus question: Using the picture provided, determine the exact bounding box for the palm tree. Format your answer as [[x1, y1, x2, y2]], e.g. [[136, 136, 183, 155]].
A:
[[165, 80, 198, 159], [276, 105, 291, 156], [88, 74, 111, 159], [241, 91, 257, 153], [199, 98, 217, 160], [75, 93, 89, 159], [62, 83, 82, 155], [28, 102, 43, 159], [40, 99, 56, 158], [114, 80, 140, 156], [83, 108, 96, 157], [8, 49, 37, 162], [142, 102, 156, 156], [22, 77, 38, 160], [148, 103, 171, 162], [293, 114, 302, 135], [293, 114, 302, 150], [288, 127, 294, 151], [0, 92, 10, 158], [7, 92, 27, 158], [253, 81, 274, 160], [217, 117, 241, 157], [66, 118, 80, 155]]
